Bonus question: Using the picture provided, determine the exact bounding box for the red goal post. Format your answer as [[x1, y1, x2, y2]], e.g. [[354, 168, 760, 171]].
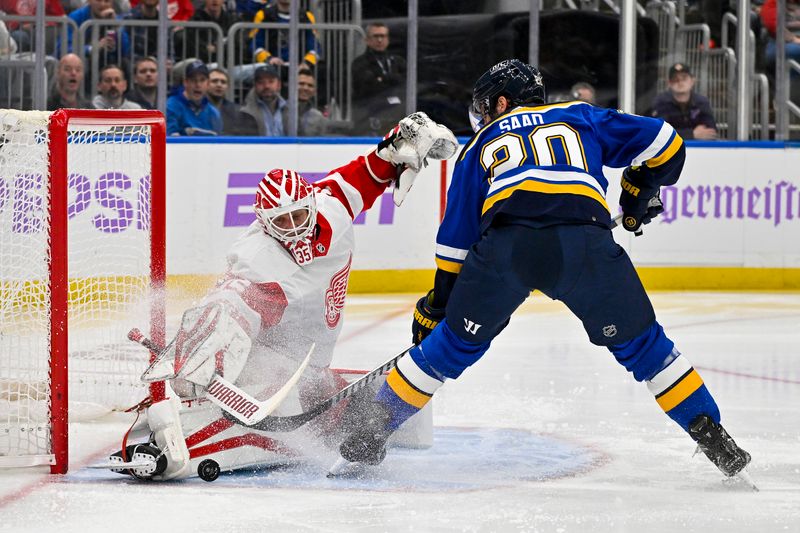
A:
[[0, 109, 166, 474]]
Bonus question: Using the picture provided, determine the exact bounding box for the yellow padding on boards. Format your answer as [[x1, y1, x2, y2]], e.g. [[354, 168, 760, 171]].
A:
[[386, 368, 432, 409], [166, 267, 800, 298], [655, 369, 704, 412]]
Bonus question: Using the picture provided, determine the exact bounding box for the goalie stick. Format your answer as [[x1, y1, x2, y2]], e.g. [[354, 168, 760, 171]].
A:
[[236, 345, 413, 432], [127, 328, 313, 426]]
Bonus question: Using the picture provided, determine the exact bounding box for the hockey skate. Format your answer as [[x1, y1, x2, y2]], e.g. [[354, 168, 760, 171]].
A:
[[328, 401, 393, 476], [105, 442, 168, 480], [94, 396, 193, 481], [688, 415, 757, 490]]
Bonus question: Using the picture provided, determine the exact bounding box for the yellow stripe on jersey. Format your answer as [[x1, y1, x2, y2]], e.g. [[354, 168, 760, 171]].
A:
[[386, 368, 432, 409], [647, 133, 683, 168], [462, 102, 589, 159], [435, 257, 463, 274], [481, 180, 610, 215], [655, 369, 704, 412]]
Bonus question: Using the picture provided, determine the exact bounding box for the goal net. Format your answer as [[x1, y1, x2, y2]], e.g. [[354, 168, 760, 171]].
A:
[[0, 109, 166, 473]]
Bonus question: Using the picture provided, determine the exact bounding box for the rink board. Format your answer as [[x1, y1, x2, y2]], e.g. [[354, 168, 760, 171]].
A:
[[162, 139, 800, 291], [5, 138, 792, 292]]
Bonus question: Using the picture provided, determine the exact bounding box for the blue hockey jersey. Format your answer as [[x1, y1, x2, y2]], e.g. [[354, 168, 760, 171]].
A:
[[435, 101, 684, 274]]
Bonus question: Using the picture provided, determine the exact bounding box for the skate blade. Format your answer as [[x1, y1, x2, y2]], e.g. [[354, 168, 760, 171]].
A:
[[326, 456, 353, 478], [88, 459, 155, 470], [734, 468, 759, 492]]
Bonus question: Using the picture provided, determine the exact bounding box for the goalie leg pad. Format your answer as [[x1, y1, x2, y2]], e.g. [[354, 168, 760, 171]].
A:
[[148, 396, 193, 480]]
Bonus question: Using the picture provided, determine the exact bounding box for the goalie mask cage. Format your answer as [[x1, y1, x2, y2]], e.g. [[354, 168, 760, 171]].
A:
[[0, 109, 166, 474]]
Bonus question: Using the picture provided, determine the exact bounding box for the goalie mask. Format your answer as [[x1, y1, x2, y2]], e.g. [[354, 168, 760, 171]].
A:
[[469, 59, 546, 132], [254, 169, 318, 243]]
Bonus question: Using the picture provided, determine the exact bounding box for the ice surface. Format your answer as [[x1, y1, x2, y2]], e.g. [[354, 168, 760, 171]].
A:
[[1, 292, 798, 532]]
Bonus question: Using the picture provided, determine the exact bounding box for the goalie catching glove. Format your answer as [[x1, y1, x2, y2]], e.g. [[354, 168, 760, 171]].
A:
[[141, 300, 252, 397], [376, 112, 458, 206], [412, 289, 446, 344], [619, 165, 665, 233]]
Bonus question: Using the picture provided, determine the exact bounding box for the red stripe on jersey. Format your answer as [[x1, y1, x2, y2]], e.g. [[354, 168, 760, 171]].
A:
[[316, 151, 396, 219], [319, 179, 355, 219], [239, 281, 288, 329]]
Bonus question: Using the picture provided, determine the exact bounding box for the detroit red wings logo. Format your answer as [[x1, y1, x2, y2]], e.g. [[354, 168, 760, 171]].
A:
[[324, 254, 352, 329]]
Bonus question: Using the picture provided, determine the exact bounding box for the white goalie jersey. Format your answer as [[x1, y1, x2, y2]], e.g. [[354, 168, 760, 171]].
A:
[[199, 151, 396, 389]]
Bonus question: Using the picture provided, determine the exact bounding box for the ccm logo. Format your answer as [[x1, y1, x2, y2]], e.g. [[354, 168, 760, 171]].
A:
[[207, 380, 258, 419]]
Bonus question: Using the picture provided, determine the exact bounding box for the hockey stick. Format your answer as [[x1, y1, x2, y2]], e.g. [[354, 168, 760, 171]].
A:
[[610, 195, 663, 236], [127, 328, 313, 426], [231, 345, 413, 432]]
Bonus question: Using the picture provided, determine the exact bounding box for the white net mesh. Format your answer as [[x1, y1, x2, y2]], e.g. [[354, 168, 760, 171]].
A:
[[0, 110, 159, 464]]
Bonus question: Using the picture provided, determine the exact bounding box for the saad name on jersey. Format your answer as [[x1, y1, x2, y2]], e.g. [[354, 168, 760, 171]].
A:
[[497, 112, 544, 132]]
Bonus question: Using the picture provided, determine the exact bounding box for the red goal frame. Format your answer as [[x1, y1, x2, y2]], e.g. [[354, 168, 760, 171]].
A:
[[47, 109, 166, 474]]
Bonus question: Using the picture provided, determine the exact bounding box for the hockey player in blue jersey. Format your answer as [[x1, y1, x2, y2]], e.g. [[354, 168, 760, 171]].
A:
[[334, 59, 753, 483]]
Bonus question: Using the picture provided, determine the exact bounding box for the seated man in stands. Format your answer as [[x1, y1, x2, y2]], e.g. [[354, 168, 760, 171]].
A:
[[351, 22, 406, 136], [651, 63, 717, 141], [249, 0, 320, 68], [92, 64, 142, 109], [206, 66, 258, 135], [185, 0, 237, 63], [48, 53, 93, 110], [126, 56, 158, 109], [297, 68, 327, 136], [166, 59, 222, 136], [240, 63, 287, 137], [66, 0, 130, 62], [0, 0, 65, 53], [761, 0, 800, 80]]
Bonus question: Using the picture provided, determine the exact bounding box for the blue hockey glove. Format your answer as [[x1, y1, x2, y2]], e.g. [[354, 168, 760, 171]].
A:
[[619, 166, 665, 233], [412, 289, 445, 344]]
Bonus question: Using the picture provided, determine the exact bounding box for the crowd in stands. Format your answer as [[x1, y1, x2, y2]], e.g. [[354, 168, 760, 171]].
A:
[[0, 1, 796, 138]]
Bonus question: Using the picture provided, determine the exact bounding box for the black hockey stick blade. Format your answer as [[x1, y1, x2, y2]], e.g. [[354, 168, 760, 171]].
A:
[[232, 346, 414, 432]]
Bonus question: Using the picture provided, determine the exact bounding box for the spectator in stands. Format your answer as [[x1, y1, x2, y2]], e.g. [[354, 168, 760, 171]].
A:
[[0, 18, 16, 58], [234, 0, 262, 22], [351, 22, 406, 136], [240, 63, 287, 136], [206, 66, 258, 135], [571, 81, 597, 105], [297, 67, 327, 136], [124, 0, 163, 59], [66, 0, 130, 61], [92, 63, 142, 109], [0, 0, 65, 52], [651, 63, 717, 140], [249, 0, 319, 67], [47, 53, 93, 110], [761, 0, 800, 77], [166, 59, 222, 136], [129, 0, 193, 20], [126, 56, 158, 109], [185, 0, 236, 63]]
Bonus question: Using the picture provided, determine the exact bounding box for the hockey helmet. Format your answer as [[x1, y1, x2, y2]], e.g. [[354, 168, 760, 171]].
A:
[[254, 169, 318, 243], [469, 59, 546, 132]]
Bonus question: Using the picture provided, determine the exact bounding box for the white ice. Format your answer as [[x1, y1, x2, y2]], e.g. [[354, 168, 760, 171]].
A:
[[1, 292, 798, 532]]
